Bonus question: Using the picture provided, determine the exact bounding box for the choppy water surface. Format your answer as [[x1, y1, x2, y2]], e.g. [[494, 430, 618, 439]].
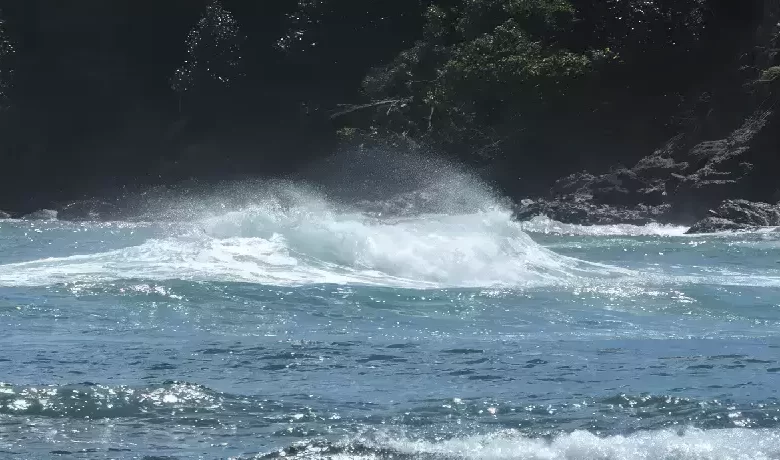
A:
[[1, 184, 780, 459]]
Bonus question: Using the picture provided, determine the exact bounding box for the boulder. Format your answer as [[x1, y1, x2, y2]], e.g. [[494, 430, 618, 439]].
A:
[[686, 217, 750, 234], [514, 199, 671, 226], [21, 209, 58, 221], [710, 199, 780, 226], [685, 200, 780, 234], [0, 210, 10, 219]]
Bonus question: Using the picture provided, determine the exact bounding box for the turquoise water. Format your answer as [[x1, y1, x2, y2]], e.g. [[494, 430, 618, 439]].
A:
[[1, 184, 780, 459]]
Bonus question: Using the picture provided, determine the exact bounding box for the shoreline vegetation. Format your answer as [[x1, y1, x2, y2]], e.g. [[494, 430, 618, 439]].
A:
[[0, 1, 778, 233]]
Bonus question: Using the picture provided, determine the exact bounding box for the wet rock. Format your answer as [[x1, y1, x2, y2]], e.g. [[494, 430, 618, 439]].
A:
[[685, 200, 780, 234], [551, 172, 597, 197], [0, 210, 10, 219], [58, 200, 120, 221], [688, 139, 729, 161], [633, 155, 689, 179], [514, 199, 671, 226], [685, 217, 750, 234], [591, 178, 634, 206], [710, 199, 780, 226], [636, 183, 666, 206], [21, 209, 58, 221]]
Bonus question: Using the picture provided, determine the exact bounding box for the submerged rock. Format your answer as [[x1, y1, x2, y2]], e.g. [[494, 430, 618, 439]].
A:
[[21, 209, 58, 221]]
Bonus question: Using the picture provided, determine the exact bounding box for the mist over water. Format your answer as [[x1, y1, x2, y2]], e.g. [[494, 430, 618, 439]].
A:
[[2, 153, 780, 459]]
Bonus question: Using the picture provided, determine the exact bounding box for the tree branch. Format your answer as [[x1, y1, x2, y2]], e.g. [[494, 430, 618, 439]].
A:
[[329, 98, 410, 120]]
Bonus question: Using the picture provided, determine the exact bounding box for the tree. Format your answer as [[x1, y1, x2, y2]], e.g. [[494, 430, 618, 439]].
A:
[[333, 0, 726, 169], [277, 0, 430, 109], [336, 0, 602, 158], [171, 0, 245, 112]]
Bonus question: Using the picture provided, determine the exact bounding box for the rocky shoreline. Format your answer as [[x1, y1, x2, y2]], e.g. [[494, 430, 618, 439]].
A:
[[2, 187, 779, 235], [514, 197, 780, 234], [512, 79, 780, 234], [2, 82, 778, 233], [2, 193, 779, 236], [513, 0, 780, 234]]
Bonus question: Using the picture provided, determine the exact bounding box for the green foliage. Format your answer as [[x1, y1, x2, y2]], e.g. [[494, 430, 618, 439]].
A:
[[348, 0, 597, 156], [759, 66, 780, 82], [338, 0, 717, 160]]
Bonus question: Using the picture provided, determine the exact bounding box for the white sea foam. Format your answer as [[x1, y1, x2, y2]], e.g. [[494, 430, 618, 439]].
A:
[[317, 428, 780, 460], [519, 216, 690, 237], [0, 186, 628, 289]]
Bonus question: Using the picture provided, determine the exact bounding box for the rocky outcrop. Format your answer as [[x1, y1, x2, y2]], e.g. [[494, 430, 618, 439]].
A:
[[686, 199, 780, 233], [686, 217, 751, 234], [0, 210, 10, 219], [57, 200, 120, 221], [514, 198, 671, 226], [515, 76, 779, 227], [513, 162, 678, 225], [515, 2, 780, 227], [21, 209, 58, 221], [712, 199, 780, 225]]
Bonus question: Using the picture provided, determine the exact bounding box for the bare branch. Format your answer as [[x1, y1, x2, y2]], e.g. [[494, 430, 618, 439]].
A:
[[329, 98, 411, 120]]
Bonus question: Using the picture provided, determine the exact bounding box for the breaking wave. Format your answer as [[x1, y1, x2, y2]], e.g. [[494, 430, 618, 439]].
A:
[[256, 428, 780, 460], [0, 183, 628, 289]]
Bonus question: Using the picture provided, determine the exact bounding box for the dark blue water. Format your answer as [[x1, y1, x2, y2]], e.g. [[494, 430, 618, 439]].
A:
[[1, 188, 780, 459]]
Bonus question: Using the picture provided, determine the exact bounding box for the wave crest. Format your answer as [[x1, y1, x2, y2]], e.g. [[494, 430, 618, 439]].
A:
[[257, 428, 780, 460], [0, 186, 627, 288]]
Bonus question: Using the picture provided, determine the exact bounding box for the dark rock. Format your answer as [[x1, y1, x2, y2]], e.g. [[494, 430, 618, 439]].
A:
[[21, 209, 58, 221], [637, 183, 666, 206], [589, 169, 645, 206], [0, 210, 10, 219], [686, 217, 750, 234], [518, 159, 680, 225], [550, 172, 596, 197], [58, 200, 120, 221], [534, 107, 775, 226], [685, 200, 780, 234], [633, 155, 689, 178], [709, 199, 780, 226], [518, 6, 780, 226], [604, 169, 646, 193], [591, 186, 631, 206], [689, 139, 729, 161], [514, 198, 671, 226]]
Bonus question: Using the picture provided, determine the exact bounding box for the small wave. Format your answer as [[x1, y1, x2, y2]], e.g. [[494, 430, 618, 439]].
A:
[[0, 188, 630, 289], [519, 216, 689, 237], [256, 428, 780, 460], [0, 381, 223, 419]]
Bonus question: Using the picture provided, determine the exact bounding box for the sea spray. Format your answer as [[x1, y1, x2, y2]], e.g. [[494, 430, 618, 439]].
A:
[[0, 182, 627, 288]]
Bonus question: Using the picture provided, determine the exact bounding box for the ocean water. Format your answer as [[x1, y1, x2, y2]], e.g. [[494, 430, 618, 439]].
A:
[[1, 182, 780, 459]]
